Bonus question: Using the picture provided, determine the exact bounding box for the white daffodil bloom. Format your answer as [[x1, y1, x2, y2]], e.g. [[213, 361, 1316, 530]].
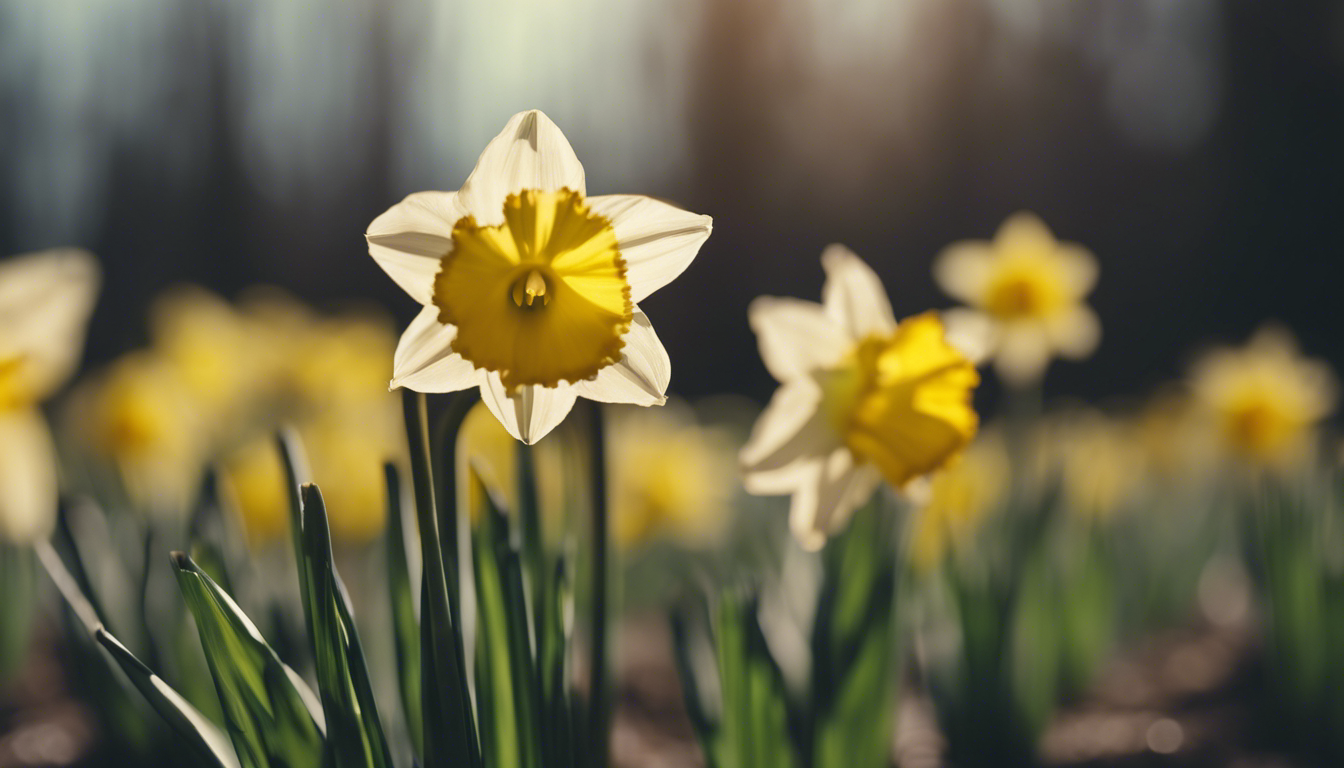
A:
[[0, 249, 100, 543], [742, 246, 979, 550], [367, 110, 712, 444], [933, 212, 1100, 386]]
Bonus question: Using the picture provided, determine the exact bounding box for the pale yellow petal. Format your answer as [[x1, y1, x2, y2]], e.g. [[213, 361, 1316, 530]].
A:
[[480, 375, 578, 445], [366, 191, 465, 305], [391, 306, 483, 393], [932, 242, 994, 305], [457, 110, 587, 225], [586, 194, 712, 304], [0, 248, 100, 400], [820, 245, 897, 338], [571, 310, 669, 406], [0, 408, 58, 544], [748, 296, 848, 383], [740, 378, 837, 480], [994, 326, 1053, 385], [1045, 304, 1101, 360]]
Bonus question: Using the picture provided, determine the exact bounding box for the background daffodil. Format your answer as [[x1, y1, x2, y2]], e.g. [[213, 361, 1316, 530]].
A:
[[0, 249, 99, 543], [741, 245, 980, 550], [367, 109, 713, 444], [1189, 324, 1337, 469], [934, 212, 1100, 386]]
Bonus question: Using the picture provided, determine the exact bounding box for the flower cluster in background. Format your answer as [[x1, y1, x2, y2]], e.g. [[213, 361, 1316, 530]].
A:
[[63, 285, 404, 544]]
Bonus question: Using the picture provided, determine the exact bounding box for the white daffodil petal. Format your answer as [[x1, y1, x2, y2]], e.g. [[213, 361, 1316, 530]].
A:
[[741, 379, 839, 477], [1046, 305, 1101, 359], [0, 408, 58, 544], [365, 191, 464, 305], [748, 296, 849, 382], [457, 110, 587, 225], [932, 242, 993, 305], [785, 453, 880, 551], [996, 211, 1057, 251], [787, 460, 827, 552], [940, 308, 997, 365], [0, 249, 100, 399], [995, 326, 1053, 385], [820, 244, 896, 338], [743, 454, 815, 496], [390, 306, 483, 393], [813, 453, 882, 538], [586, 195, 712, 303], [571, 309, 669, 406], [1055, 244, 1099, 298], [480, 375, 579, 445]]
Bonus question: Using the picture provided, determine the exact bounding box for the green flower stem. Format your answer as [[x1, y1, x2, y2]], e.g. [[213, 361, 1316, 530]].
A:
[[586, 403, 610, 768]]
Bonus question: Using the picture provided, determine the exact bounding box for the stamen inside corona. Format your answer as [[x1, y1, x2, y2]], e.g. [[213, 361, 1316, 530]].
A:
[[513, 269, 552, 307]]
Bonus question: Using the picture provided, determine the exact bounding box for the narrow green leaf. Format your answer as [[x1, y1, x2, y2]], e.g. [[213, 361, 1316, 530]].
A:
[[96, 628, 243, 768], [472, 475, 542, 768], [36, 541, 239, 768], [385, 462, 423, 758], [710, 592, 798, 768], [403, 390, 480, 768], [540, 558, 575, 768], [0, 543, 36, 681], [811, 502, 898, 768], [277, 430, 318, 650], [669, 608, 719, 768], [299, 484, 395, 768], [172, 551, 324, 768]]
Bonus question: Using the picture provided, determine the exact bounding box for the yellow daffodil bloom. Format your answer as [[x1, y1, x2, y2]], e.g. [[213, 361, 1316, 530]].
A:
[[72, 286, 403, 538], [1136, 386, 1217, 485], [79, 351, 205, 515], [222, 438, 289, 545], [1189, 326, 1337, 468], [908, 433, 1008, 572], [367, 110, 712, 444], [226, 408, 401, 546], [0, 249, 99, 543], [455, 398, 735, 551], [741, 246, 980, 550], [933, 212, 1100, 385], [150, 286, 270, 426], [607, 402, 737, 551], [1045, 410, 1144, 521]]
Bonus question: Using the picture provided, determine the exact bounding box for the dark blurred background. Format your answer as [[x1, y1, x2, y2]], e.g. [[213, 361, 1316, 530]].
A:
[[2, 0, 1341, 408]]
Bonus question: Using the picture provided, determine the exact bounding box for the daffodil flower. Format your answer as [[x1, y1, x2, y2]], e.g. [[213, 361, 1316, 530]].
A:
[[0, 249, 99, 543], [1189, 325, 1337, 468], [933, 212, 1100, 386], [741, 246, 979, 550], [367, 110, 712, 444]]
